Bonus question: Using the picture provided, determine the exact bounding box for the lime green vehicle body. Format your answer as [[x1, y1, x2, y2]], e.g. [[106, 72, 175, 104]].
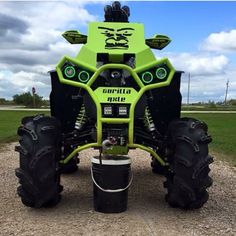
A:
[[55, 22, 176, 165], [15, 2, 213, 211]]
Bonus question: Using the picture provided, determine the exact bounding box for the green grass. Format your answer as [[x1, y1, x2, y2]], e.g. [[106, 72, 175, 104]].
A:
[[0, 111, 235, 165], [182, 105, 236, 111], [0, 111, 49, 143], [182, 113, 236, 166]]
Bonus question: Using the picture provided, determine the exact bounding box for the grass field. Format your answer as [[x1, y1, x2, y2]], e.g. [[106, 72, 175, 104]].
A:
[[182, 105, 236, 111], [0, 110, 49, 143], [181, 113, 236, 166], [0, 110, 235, 165]]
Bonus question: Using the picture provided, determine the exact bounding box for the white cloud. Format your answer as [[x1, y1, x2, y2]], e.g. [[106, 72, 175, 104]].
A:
[[0, 72, 4, 80], [157, 52, 229, 76], [201, 29, 236, 53], [0, 2, 95, 99], [179, 66, 236, 103], [0, 2, 97, 29], [0, 2, 97, 51], [155, 51, 235, 102], [160, 28, 236, 102], [0, 70, 51, 99]]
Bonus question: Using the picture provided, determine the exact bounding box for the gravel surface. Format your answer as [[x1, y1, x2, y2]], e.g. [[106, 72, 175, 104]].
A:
[[0, 143, 235, 236]]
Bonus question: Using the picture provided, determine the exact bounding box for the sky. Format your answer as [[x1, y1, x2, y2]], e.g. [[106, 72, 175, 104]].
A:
[[0, 0, 236, 103]]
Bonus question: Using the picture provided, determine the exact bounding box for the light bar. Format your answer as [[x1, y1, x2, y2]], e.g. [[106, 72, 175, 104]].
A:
[[103, 106, 113, 115], [118, 106, 128, 116]]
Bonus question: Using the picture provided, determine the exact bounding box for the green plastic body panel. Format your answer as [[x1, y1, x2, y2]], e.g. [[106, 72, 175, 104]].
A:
[[76, 22, 156, 69], [63, 30, 87, 44], [146, 35, 171, 50], [56, 22, 176, 166]]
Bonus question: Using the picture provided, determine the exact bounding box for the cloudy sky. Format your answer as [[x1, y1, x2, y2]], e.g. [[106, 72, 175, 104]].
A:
[[0, 1, 236, 103]]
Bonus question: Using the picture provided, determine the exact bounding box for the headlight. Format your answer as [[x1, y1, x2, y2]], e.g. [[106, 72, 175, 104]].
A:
[[156, 67, 167, 80], [64, 66, 76, 78], [139, 64, 170, 85], [141, 71, 153, 84], [78, 70, 90, 83], [61, 61, 93, 83]]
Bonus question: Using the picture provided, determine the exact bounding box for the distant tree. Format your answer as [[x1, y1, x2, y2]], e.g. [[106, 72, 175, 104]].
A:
[[0, 98, 14, 105], [228, 99, 236, 106], [0, 98, 7, 105], [207, 100, 216, 108], [13, 92, 46, 107], [216, 101, 223, 105]]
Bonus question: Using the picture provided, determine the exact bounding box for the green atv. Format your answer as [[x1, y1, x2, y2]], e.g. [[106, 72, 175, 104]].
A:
[[15, 1, 213, 210]]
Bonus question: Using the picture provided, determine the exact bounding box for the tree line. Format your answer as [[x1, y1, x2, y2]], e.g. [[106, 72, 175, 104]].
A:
[[0, 92, 48, 107]]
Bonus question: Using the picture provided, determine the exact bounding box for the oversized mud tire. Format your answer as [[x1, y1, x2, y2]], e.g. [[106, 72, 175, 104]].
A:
[[15, 114, 62, 208], [164, 118, 213, 209]]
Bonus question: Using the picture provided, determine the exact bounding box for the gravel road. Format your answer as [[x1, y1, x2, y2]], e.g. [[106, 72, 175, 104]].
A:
[[0, 143, 235, 236]]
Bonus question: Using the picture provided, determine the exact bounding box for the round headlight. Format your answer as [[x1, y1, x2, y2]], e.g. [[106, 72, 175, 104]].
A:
[[156, 67, 167, 80], [64, 66, 76, 78], [141, 71, 153, 84], [78, 70, 90, 83]]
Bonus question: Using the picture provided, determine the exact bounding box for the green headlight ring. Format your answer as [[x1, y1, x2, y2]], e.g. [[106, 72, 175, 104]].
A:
[[78, 70, 90, 83], [156, 67, 168, 80], [64, 66, 76, 78], [141, 71, 153, 84]]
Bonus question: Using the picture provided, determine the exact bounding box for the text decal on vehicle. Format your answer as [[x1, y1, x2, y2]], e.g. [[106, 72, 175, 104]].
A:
[[103, 88, 131, 94], [103, 88, 131, 102], [94, 87, 137, 104], [107, 97, 125, 102], [98, 26, 134, 49]]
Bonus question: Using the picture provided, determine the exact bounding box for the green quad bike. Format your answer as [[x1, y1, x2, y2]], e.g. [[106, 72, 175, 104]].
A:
[[15, 1, 213, 209]]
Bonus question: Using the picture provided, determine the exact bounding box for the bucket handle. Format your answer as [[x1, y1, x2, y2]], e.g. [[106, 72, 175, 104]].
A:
[[90, 167, 133, 193]]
